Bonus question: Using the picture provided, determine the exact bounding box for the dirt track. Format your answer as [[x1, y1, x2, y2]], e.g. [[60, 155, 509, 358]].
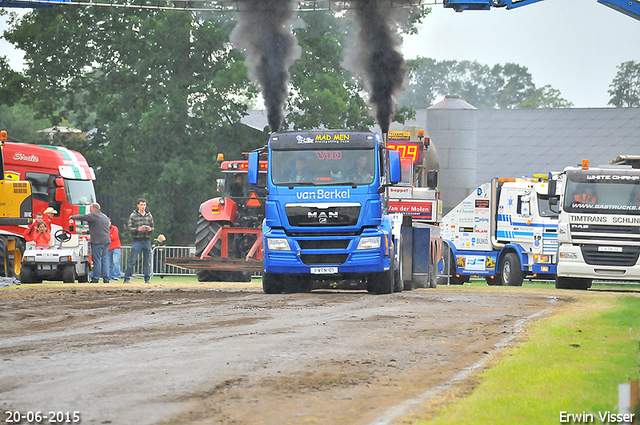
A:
[[0, 283, 562, 425]]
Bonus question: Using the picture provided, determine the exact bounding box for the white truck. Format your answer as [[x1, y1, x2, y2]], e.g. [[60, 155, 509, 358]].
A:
[[553, 159, 640, 289], [441, 176, 559, 286]]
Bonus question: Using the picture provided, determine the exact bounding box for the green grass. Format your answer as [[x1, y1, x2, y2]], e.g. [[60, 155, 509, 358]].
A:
[[409, 290, 640, 425]]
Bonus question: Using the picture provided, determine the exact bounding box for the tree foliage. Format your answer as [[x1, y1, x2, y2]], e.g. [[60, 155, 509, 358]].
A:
[[3, 7, 265, 244], [608, 60, 640, 107], [402, 57, 571, 109]]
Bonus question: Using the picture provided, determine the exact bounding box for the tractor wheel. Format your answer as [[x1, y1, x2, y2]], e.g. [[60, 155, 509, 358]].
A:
[[9, 238, 25, 277], [0, 237, 8, 277]]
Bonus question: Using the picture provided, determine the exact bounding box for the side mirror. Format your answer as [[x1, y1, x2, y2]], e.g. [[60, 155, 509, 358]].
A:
[[55, 187, 65, 203], [427, 170, 438, 189], [389, 149, 401, 184], [547, 177, 557, 197], [248, 151, 259, 185]]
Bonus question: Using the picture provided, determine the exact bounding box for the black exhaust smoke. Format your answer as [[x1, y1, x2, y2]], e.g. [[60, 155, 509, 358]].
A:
[[230, 0, 301, 132], [347, 0, 409, 134]]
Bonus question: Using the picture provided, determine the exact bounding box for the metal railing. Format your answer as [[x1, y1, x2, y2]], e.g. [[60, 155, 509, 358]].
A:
[[120, 245, 196, 278]]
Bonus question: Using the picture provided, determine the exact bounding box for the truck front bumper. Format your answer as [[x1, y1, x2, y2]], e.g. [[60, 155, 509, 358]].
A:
[[557, 243, 640, 281]]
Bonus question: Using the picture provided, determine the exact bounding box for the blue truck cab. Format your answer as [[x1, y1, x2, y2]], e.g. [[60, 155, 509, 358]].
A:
[[248, 130, 401, 294]]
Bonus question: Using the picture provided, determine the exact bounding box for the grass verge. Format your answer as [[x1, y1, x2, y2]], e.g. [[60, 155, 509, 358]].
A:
[[406, 289, 640, 425]]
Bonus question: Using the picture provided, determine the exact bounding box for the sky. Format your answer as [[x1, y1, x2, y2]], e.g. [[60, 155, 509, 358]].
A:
[[1, 1, 640, 108], [402, 0, 640, 108]]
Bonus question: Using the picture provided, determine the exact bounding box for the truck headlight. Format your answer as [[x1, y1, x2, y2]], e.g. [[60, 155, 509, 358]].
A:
[[534, 254, 551, 263], [357, 236, 381, 250], [267, 238, 291, 251], [59, 255, 72, 262], [559, 252, 578, 259]]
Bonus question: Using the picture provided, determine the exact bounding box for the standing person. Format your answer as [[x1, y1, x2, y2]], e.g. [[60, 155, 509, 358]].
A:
[[42, 207, 57, 231], [33, 222, 51, 249], [123, 198, 154, 284], [108, 219, 122, 281], [70, 203, 110, 283]]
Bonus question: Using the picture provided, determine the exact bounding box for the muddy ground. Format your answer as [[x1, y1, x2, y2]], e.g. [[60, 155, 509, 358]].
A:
[[0, 283, 563, 425]]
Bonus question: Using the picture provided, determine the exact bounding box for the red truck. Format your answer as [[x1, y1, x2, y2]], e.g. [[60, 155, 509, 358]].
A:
[[2, 141, 97, 238]]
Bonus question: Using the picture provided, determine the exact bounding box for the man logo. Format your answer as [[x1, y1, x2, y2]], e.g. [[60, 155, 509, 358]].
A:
[[308, 211, 339, 223]]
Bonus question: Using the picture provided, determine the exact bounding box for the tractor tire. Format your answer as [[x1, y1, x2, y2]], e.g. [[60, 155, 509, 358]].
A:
[[9, 238, 25, 278], [194, 216, 251, 282], [0, 237, 8, 277], [501, 253, 524, 286]]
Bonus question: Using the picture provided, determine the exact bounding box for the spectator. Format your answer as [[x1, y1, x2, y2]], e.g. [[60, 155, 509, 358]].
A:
[[42, 207, 57, 230], [108, 219, 122, 281], [23, 212, 44, 242], [123, 198, 154, 284], [33, 221, 51, 249], [70, 203, 110, 284]]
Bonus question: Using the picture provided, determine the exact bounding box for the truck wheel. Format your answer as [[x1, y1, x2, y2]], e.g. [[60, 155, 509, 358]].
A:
[[366, 265, 394, 295], [393, 243, 403, 293], [263, 272, 283, 294], [0, 237, 8, 277], [555, 277, 592, 290], [501, 253, 524, 286], [195, 216, 234, 282], [62, 265, 75, 283], [77, 262, 90, 283], [429, 262, 437, 288]]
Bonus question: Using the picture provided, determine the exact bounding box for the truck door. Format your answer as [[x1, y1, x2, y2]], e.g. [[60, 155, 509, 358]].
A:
[[514, 190, 536, 250]]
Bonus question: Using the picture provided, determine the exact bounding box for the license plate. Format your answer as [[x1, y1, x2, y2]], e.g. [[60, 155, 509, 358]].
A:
[[311, 267, 338, 275], [598, 246, 623, 252]]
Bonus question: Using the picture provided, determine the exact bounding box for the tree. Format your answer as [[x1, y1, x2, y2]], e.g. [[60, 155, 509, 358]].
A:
[[4, 7, 261, 244], [519, 85, 574, 109], [402, 57, 570, 109], [608, 60, 640, 107]]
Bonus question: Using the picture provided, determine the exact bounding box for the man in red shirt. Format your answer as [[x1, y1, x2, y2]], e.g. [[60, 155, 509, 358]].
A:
[[42, 207, 57, 231]]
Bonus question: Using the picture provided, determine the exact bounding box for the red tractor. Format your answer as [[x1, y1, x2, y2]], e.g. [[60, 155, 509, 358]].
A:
[[194, 153, 268, 282]]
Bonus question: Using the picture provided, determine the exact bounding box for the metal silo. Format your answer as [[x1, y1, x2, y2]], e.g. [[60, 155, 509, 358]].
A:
[[426, 95, 477, 214]]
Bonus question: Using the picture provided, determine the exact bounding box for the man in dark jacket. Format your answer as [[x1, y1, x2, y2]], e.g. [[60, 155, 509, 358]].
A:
[[123, 198, 154, 283], [71, 202, 110, 283]]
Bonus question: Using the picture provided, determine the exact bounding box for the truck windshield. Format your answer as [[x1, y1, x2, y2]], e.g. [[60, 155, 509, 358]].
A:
[[64, 179, 97, 205], [271, 149, 376, 187], [563, 172, 640, 215]]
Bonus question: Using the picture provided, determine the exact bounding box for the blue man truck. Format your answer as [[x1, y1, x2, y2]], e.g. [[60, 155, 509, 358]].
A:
[[248, 130, 404, 294]]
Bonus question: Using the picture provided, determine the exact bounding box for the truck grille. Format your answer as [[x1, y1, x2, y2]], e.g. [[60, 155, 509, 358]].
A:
[[300, 254, 349, 266], [286, 204, 360, 227], [581, 245, 640, 267], [298, 240, 350, 250], [571, 224, 640, 242]]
